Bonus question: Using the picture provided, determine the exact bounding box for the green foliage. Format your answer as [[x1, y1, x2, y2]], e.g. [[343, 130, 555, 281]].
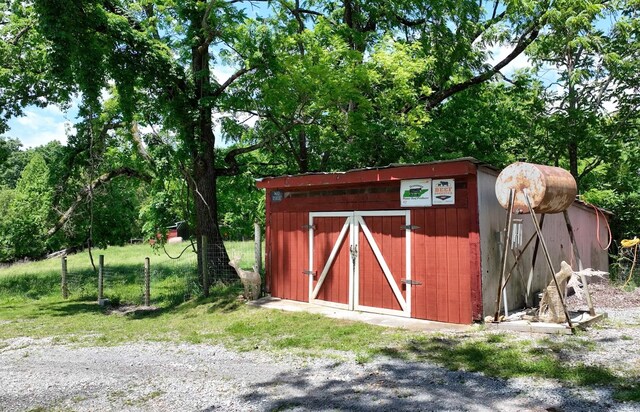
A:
[[1, 153, 53, 261]]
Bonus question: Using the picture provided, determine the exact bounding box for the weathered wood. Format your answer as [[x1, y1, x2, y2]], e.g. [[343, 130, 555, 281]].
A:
[[61, 256, 68, 299], [144, 257, 150, 306], [98, 255, 104, 303], [254, 222, 262, 274], [494, 189, 514, 321], [563, 210, 596, 316], [524, 192, 573, 328]]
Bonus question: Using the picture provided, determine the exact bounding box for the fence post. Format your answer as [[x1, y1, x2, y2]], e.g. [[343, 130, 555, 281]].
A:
[[201, 235, 209, 297], [61, 256, 69, 299], [98, 254, 104, 304], [254, 221, 262, 274], [144, 257, 150, 306]]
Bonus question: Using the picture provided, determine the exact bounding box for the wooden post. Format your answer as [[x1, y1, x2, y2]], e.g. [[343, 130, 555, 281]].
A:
[[201, 235, 209, 297], [144, 257, 150, 306], [61, 256, 69, 299], [563, 210, 596, 316], [524, 192, 573, 328], [494, 189, 515, 322], [254, 221, 262, 274], [98, 254, 104, 303], [526, 215, 545, 304]]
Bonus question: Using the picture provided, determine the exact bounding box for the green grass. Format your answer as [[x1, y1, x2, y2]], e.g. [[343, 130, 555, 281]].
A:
[[0, 241, 257, 304], [0, 242, 639, 404]]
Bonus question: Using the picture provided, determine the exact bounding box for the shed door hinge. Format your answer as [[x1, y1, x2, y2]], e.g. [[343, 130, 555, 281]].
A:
[[302, 270, 316, 277], [400, 225, 420, 230], [400, 279, 422, 286], [302, 224, 316, 230]]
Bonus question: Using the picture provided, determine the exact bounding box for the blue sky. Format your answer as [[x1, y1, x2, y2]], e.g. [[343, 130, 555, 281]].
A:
[[6, 103, 78, 148]]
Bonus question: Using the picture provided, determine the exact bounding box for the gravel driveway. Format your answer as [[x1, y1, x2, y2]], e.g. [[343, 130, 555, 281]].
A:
[[2, 304, 639, 412]]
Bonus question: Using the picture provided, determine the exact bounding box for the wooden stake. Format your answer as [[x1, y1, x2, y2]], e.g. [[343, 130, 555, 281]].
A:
[[524, 192, 573, 329], [494, 189, 515, 322], [61, 256, 68, 299], [144, 257, 150, 306], [254, 222, 262, 274], [98, 254, 104, 303]]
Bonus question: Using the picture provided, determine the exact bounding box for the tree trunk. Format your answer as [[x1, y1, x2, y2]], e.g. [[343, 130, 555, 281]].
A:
[[189, 20, 234, 290]]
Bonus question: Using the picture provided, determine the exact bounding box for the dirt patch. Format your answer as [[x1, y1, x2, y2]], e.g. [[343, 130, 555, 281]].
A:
[[106, 305, 159, 316]]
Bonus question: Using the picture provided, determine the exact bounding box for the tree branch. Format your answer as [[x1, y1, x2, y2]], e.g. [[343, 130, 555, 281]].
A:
[[11, 24, 31, 45], [419, 23, 541, 112], [216, 141, 266, 176], [211, 67, 254, 98], [47, 167, 152, 237]]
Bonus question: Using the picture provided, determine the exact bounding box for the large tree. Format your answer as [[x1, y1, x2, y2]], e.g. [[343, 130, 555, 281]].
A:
[[4, 0, 606, 281]]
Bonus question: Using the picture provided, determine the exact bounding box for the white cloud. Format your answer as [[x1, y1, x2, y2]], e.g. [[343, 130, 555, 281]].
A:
[[488, 43, 532, 75], [7, 109, 74, 148]]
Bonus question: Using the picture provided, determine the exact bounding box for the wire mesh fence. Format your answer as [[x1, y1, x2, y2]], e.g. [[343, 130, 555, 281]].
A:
[[59, 229, 264, 305]]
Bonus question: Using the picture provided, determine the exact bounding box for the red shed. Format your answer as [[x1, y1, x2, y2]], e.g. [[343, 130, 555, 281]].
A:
[[256, 158, 609, 324]]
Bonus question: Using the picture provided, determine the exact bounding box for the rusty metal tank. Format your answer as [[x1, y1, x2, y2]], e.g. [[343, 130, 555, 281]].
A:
[[495, 162, 577, 214]]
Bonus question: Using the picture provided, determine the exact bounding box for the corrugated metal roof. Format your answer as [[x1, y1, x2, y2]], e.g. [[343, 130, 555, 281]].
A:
[[256, 157, 496, 183]]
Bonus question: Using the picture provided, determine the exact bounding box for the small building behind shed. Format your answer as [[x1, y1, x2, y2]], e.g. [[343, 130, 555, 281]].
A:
[[256, 158, 609, 324]]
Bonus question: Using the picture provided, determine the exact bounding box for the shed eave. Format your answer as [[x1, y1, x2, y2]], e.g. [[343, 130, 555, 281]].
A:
[[256, 158, 483, 189]]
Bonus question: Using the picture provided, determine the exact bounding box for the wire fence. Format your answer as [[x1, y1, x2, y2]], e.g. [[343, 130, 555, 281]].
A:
[[59, 226, 264, 305]]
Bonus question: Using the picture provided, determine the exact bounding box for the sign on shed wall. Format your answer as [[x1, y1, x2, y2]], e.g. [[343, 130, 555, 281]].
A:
[[433, 179, 455, 205], [400, 179, 432, 207]]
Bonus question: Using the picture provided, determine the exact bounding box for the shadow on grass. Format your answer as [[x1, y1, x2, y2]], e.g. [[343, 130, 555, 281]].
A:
[[116, 282, 244, 320], [371, 334, 640, 402]]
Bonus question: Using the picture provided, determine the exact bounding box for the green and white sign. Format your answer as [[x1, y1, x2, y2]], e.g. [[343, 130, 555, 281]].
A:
[[400, 179, 432, 207]]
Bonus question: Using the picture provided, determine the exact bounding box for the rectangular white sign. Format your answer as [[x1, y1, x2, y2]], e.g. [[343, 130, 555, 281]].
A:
[[400, 179, 432, 207], [432, 179, 455, 205]]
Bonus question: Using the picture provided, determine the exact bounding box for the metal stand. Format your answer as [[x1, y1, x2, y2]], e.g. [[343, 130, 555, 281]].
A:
[[492, 190, 594, 329]]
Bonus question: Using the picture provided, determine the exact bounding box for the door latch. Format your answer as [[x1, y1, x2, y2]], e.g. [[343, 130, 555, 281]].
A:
[[349, 244, 358, 267]]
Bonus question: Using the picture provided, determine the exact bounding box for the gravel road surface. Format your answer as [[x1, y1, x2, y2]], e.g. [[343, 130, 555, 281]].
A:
[[1, 311, 639, 412], [1, 293, 639, 412]]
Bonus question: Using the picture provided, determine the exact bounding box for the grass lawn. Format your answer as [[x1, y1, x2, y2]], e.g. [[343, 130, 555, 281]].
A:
[[0, 242, 639, 402]]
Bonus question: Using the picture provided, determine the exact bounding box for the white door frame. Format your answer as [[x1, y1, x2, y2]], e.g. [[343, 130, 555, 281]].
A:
[[309, 212, 354, 310], [308, 210, 412, 317]]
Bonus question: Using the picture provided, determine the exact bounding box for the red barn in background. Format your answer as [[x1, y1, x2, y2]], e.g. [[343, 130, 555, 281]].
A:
[[256, 158, 609, 324]]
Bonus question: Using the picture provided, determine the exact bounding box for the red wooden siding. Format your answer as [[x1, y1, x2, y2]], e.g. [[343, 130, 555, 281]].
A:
[[313, 216, 350, 305], [268, 211, 309, 301], [466, 175, 483, 320], [358, 215, 406, 311], [410, 181, 474, 324], [261, 160, 483, 324]]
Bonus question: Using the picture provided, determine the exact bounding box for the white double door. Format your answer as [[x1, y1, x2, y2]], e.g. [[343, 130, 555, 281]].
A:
[[308, 211, 412, 317]]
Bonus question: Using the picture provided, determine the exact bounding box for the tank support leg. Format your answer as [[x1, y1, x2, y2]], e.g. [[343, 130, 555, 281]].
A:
[[493, 189, 515, 322], [524, 190, 573, 329]]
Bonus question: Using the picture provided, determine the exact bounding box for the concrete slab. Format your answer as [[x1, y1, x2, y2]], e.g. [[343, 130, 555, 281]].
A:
[[248, 297, 473, 332], [485, 312, 608, 335]]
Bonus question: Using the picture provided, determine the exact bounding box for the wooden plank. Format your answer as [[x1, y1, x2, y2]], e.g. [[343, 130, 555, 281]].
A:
[[295, 212, 305, 301], [446, 208, 461, 324], [425, 209, 438, 320], [278, 213, 288, 300], [411, 209, 427, 319], [456, 207, 472, 324], [466, 175, 483, 321], [435, 208, 448, 322], [264, 192, 272, 294]]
